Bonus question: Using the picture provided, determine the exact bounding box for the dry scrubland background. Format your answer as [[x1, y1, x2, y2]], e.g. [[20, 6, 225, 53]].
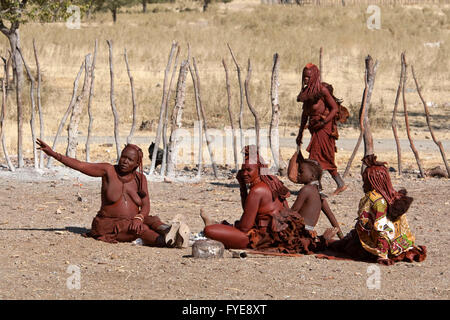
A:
[[1, 0, 449, 168]]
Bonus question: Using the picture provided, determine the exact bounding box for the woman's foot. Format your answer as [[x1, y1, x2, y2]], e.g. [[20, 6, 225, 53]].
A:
[[331, 184, 348, 196]]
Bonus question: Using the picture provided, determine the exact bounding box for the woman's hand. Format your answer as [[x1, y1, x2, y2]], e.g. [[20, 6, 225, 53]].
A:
[[36, 139, 56, 158], [129, 218, 144, 234]]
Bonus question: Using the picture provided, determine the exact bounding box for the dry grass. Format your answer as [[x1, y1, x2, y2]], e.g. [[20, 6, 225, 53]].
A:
[[0, 0, 449, 163]]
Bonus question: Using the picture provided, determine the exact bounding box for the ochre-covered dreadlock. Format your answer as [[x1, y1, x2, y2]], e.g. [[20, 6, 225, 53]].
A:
[[362, 154, 413, 221], [297, 63, 322, 102], [123, 144, 146, 199], [243, 145, 290, 203]]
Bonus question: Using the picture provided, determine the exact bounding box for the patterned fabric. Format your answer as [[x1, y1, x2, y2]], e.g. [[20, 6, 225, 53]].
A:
[[356, 190, 415, 259]]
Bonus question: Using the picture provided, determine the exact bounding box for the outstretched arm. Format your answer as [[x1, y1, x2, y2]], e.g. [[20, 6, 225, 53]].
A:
[[296, 109, 308, 146], [321, 198, 344, 239], [37, 139, 109, 177]]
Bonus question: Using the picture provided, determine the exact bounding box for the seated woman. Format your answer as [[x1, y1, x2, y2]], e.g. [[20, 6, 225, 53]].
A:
[[288, 150, 344, 239], [200, 145, 337, 254], [36, 139, 189, 248], [325, 154, 427, 265]]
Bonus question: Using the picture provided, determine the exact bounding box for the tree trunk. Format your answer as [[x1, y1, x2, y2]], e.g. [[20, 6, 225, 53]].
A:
[[7, 30, 25, 167], [244, 59, 261, 156], [167, 60, 189, 177], [142, 0, 147, 13], [227, 44, 244, 154], [107, 40, 120, 163], [411, 65, 448, 176], [112, 8, 117, 23], [17, 47, 38, 169], [66, 54, 91, 159], [402, 54, 425, 178], [124, 48, 138, 145], [192, 57, 219, 178], [391, 53, 405, 176], [86, 39, 98, 162], [47, 60, 85, 168], [188, 62, 203, 179], [161, 46, 180, 177], [33, 40, 45, 169], [150, 41, 178, 175], [269, 53, 286, 175], [222, 58, 238, 171], [0, 57, 15, 171]]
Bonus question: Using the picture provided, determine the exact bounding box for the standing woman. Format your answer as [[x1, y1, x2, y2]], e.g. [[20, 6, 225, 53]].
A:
[[296, 63, 347, 196], [36, 139, 189, 248]]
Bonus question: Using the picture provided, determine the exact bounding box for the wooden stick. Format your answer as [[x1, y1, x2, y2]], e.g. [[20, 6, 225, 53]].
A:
[[0, 56, 15, 171], [32, 40, 45, 168], [66, 54, 91, 159], [124, 48, 138, 145], [188, 62, 203, 178], [17, 47, 38, 169], [106, 40, 120, 163], [391, 53, 405, 176], [269, 53, 286, 175], [47, 60, 85, 168], [244, 59, 260, 155], [402, 54, 425, 178], [343, 56, 378, 177], [192, 57, 219, 178], [85, 39, 98, 163], [319, 47, 323, 80], [161, 46, 180, 176], [227, 43, 244, 153], [222, 58, 238, 171], [150, 41, 177, 175], [411, 64, 449, 177]]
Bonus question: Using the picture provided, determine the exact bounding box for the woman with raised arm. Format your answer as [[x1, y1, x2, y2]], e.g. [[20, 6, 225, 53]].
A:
[[36, 139, 189, 248], [200, 145, 337, 254]]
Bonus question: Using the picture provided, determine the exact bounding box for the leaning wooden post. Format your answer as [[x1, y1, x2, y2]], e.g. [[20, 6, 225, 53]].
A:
[[222, 58, 238, 171], [227, 43, 244, 153], [124, 48, 137, 145], [411, 65, 449, 177], [66, 54, 91, 159], [269, 53, 286, 175], [401, 54, 425, 178], [106, 40, 120, 163], [193, 57, 219, 178], [343, 55, 378, 177], [361, 55, 378, 158], [33, 40, 45, 168], [17, 47, 38, 169], [391, 52, 405, 176], [319, 47, 323, 81], [85, 39, 98, 162], [0, 57, 15, 171], [47, 60, 85, 168], [166, 59, 189, 177], [188, 62, 203, 178], [150, 41, 177, 175], [244, 59, 260, 155], [161, 46, 180, 177]]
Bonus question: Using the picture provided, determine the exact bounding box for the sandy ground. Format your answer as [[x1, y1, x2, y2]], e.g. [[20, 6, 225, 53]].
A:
[[0, 156, 449, 300]]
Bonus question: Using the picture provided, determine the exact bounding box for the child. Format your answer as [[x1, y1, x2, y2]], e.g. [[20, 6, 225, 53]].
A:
[[288, 150, 344, 239]]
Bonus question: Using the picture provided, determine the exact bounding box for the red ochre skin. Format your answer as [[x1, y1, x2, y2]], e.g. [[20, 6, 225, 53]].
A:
[[203, 146, 337, 251], [36, 139, 167, 245], [296, 64, 347, 196]]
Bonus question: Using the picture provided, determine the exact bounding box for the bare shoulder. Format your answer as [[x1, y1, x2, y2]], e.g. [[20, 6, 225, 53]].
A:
[[250, 182, 272, 197], [298, 184, 316, 196]]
